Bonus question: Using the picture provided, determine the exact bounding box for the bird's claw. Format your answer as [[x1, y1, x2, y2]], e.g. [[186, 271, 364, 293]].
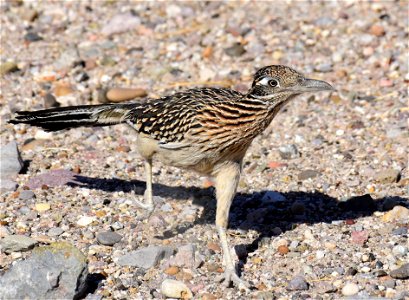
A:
[[215, 268, 250, 291]]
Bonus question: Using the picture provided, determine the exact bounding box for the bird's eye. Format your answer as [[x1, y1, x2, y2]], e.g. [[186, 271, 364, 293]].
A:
[[268, 79, 279, 87]]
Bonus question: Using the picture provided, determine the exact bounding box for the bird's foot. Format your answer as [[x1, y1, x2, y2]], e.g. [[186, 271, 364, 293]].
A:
[[131, 191, 155, 220], [215, 268, 250, 291]]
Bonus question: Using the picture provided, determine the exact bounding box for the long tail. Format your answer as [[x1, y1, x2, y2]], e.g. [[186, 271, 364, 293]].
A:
[[9, 103, 137, 131]]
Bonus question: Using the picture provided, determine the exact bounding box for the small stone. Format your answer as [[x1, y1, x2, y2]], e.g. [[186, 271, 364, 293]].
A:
[[117, 246, 174, 269], [0, 235, 38, 253], [168, 244, 199, 269], [316, 250, 325, 259], [361, 266, 371, 273], [161, 279, 193, 299], [19, 190, 35, 200], [0, 141, 23, 179], [346, 267, 358, 276], [382, 206, 409, 223], [379, 78, 393, 87], [106, 87, 147, 103], [35, 202, 50, 212], [0, 61, 19, 76], [0, 226, 11, 238], [278, 144, 299, 159], [373, 169, 400, 183], [351, 230, 369, 245], [391, 227, 407, 235], [314, 63, 333, 73], [0, 179, 18, 193], [48, 227, 64, 237], [54, 84, 74, 97], [101, 13, 141, 36], [392, 245, 407, 257], [43, 93, 60, 109], [287, 275, 309, 291], [77, 216, 95, 227], [278, 245, 289, 255], [370, 24, 386, 36], [224, 43, 246, 57], [207, 242, 221, 252], [164, 266, 179, 275], [298, 169, 319, 181], [24, 32, 42, 42], [96, 231, 122, 246], [201, 293, 217, 300], [341, 282, 359, 296], [261, 191, 286, 203]]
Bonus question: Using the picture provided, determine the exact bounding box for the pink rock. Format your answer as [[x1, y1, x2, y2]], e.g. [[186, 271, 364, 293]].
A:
[[379, 78, 393, 87], [351, 230, 369, 245], [27, 169, 78, 189]]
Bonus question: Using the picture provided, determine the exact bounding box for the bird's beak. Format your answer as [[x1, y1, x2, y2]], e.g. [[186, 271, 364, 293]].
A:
[[290, 78, 335, 93]]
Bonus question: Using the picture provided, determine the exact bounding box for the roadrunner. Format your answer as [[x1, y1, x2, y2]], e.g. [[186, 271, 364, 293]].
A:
[[10, 65, 333, 290]]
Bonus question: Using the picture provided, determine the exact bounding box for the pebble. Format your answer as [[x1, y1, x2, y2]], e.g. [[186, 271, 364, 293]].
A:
[[0, 226, 11, 238], [316, 250, 325, 259], [101, 13, 141, 36], [374, 169, 400, 183], [77, 216, 95, 227], [391, 227, 407, 236], [161, 279, 193, 299], [0, 235, 38, 253], [298, 169, 319, 181], [0, 61, 19, 76], [382, 206, 409, 223], [24, 32, 42, 42], [286, 275, 309, 291], [19, 190, 35, 200], [43, 93, 60, 108], [261, 191, 286, 203], [341, 282, 359, 296], [96, 231, 123, 246], [370, 24, 386, 36], [392, 245, 407, 257], [0, 141, 23, 179], [117, 246, 174, 269], [35, 202, 50, 212], [278, 144, 299, 159], [48, 227, 64, 237], [351, 230, 369, 245], [224, 43, 246, 57]]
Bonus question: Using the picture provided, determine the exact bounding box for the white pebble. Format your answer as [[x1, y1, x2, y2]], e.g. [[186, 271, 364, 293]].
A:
[[316, 250, 325, 259], [77, 216, 95, 227], [392, 245, 407, 257], [161, 279, 193, 299], [342, 282, 359, 296]]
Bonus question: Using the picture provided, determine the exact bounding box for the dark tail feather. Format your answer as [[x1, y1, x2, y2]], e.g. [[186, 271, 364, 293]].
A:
[[9, 104, 136, 131]]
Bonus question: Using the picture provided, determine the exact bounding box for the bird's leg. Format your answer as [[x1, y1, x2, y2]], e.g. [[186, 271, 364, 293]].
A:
[[213, 161, 249, 291], [131, 158, 155, 214], [127, 121, 155, 214]]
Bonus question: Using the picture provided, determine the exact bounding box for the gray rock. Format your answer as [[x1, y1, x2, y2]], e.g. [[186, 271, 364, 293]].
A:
[[43, 93, 60, 109], [0, 179, 18, 193], [390, 263, 409, 279], [314, 63, 333, 73], [0, 242, 88, 299], [117, 246, 174, 269], [392, 227, 407, 235], [96, 231, 122, 246], [48, 227, 64, 237], [0, 235, 38, 253], [278, 144, 299, 159], [373, 169, 401, 184], [261, 191, 286, 203], [101, 13, 141, 36], [19, 190, 35, 200], [0, 141, 23, 179], [224, 43, 246, 57], [298, 169, 320, 181], [287, 275, 309, 291]]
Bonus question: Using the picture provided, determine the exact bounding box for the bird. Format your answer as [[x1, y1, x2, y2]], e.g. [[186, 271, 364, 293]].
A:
[[9, 65, 334, 290]]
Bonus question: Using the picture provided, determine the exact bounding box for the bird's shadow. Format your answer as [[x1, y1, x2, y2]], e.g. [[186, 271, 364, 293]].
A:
[[68, 175, 408, 270]]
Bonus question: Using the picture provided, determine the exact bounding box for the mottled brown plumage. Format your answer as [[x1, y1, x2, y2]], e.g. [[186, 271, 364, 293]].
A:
[[9, 65, 334, 290]]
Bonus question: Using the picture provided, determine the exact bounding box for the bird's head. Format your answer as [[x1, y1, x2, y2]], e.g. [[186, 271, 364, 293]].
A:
[[248, 65, 334, 104]]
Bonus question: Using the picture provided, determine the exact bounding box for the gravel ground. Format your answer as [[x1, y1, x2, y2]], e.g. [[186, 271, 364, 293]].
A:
[[1, 1, 408, 299]]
